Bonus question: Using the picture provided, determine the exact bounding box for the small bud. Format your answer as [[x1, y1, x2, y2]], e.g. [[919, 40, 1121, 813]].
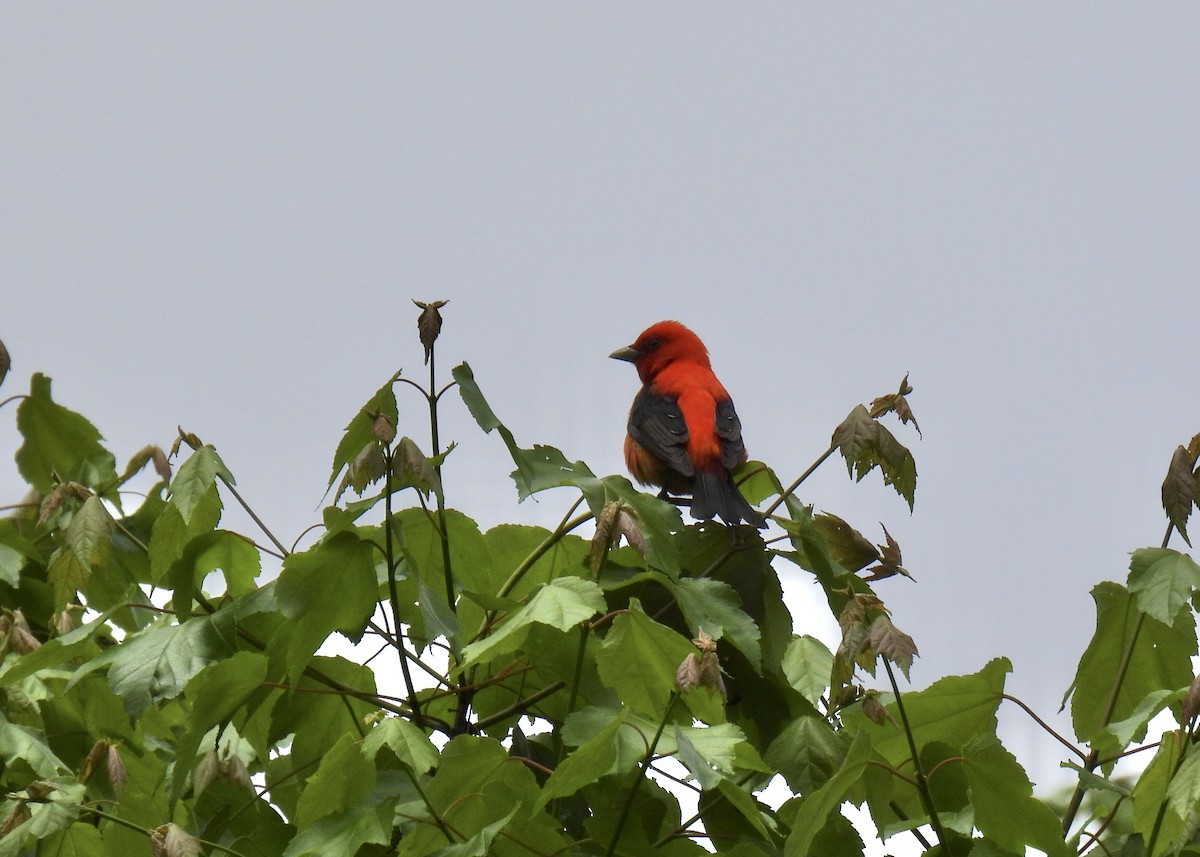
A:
[[1182, 674, 1200, 726], [371, 411, 396, 444]]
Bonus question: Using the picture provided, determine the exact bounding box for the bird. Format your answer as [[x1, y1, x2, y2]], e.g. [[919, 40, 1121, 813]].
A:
[[610, 320, 766, 528]]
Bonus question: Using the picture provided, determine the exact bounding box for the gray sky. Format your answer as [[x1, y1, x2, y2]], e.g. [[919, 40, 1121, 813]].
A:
[[3, 5, 1199, 793]]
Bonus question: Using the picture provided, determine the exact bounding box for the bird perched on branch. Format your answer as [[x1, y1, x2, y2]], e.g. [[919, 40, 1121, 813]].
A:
[[610, 320, 766, 528]]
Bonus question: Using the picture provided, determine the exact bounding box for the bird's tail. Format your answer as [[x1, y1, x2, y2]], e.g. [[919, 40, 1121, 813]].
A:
[[691, 471, 766, 529]]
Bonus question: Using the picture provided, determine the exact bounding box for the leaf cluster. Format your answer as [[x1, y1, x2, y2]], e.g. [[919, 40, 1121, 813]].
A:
[[1, 325, 1198, 857]]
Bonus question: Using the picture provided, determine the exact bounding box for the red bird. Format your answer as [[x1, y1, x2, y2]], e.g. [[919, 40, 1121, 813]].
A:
[[611, 321, 766, 528]]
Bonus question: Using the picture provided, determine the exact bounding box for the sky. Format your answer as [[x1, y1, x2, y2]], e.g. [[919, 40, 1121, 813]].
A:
[[3, 4, 1200, 807]]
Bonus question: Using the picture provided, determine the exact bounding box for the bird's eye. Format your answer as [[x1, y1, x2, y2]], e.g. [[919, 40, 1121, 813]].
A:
[[643, 337, 661, 351]]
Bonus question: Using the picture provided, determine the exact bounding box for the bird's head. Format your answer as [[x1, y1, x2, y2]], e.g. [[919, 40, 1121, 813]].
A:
[[609, 320, 711, 383]]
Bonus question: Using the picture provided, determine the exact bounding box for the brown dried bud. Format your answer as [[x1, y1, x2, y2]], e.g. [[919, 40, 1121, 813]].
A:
[[413, 299, 449, 364], [0, 338, 10, 389], [675, 630, 726, 700], [371, 412, 396, 444]]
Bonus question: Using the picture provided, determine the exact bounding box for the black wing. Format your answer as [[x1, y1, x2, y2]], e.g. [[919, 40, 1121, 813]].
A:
[[715, 398, 748, 471], [628, 388, 694, 477]]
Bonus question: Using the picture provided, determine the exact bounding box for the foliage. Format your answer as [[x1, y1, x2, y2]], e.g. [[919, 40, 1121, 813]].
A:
[[2, 311, 1200, 857]]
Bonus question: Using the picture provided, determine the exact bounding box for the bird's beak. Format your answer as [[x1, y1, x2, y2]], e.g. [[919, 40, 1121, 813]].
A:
[[609, 345, 639, 363]]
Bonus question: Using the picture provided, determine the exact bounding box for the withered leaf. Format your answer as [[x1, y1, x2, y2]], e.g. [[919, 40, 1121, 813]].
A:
[[106, 743, 127, 794], [1162, 444, 1196, 546], [392, 436, 443, 501], [37, 482, 92, 526], [151, 823, 201, 857], [588, 501, 621, 574], [413, 299, 449, 364], [813, 512, 879, 572], [867, 614, 918, 677], [119, 445, 172, 487], [869, 374, 920, 437], [864, 524, 913, 582], [0, 801, 30, 838], [170, 428, 204, 459], [861, 690, 896, 726], [81, 739, 110, 784], [675, 630, 726, 700], [334, 442, 386, 503], [832, 404, 918, 510]]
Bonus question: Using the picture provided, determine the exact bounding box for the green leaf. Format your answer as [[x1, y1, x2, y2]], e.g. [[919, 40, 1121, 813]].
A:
[[169, 529, 261, 620], [275, 532, 378, 679], [37, 823, 103, 857], [1132, 731, 1181, 840], [328, 375, 399, 492], [962, 734, 1069, 856], [0, 610, 113, 688], [399, 735, 555, 857], [596, 601, 695, 717], [1066, 582, 1196, 757], [46, 495, 114, 607], [462, 576, 605, 666], [97, 611, 237, 716], [283, 771, 407, 857], [362, 717, 440, 774], [172, 651, 269, 797], [169, 445, 234, 523], [781, 635, 834, 707], [148, 484, 222, 584], [1164, 748, 1200, 849], [0, 717, 72, 779], [713, 778, 775, 840], [843, 658, 1010, 770], [582, 475, 683, 575], [430, 808, 519, 857], [782, 730, 871, 857], [765, 716, 847, 795], [668, 577, 762, 668], [1128, 547, 1200, 625], [15, 373, 118, 497], [296, 733, 377, 828], [538, 714, 627, 807]]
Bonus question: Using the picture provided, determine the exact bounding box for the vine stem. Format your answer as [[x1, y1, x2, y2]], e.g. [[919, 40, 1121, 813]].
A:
[[605, 693, 680, 857], [884, 659, 953, 854]]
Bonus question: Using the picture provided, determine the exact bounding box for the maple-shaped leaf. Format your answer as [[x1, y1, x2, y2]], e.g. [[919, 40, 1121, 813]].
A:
[[868, 614, 918, 677], [869, 373, 921, 437], [831, 404, 918, 510], [47, 495, 115, 607], [863, 524, 913, 581], [413, 298, 448, 364], [1162, 444, 1196, 546]]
